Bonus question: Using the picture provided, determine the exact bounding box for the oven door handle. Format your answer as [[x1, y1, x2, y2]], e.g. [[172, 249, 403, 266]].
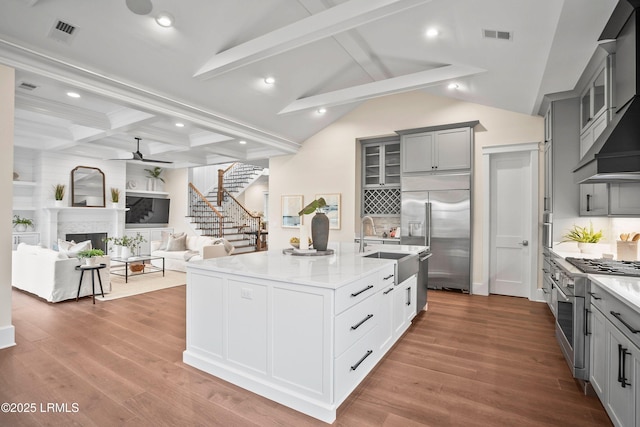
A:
[[555, 285, 570, 302]]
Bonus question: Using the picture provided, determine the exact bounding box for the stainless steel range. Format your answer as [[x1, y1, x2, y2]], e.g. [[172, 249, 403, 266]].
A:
[[565, 258, 640, 277], [553, 256, 640, 383], [549, 256, 589, 381]]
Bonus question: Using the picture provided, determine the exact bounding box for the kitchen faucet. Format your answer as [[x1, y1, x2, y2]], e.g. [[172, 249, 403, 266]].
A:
[[359, 216, 376, 252]]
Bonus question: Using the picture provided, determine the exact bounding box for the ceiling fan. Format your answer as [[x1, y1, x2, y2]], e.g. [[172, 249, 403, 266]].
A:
[[112, 137, 172, 163]]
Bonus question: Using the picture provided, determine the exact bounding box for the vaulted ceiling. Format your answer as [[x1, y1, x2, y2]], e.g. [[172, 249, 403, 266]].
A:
[[0, 0, 617, 167]]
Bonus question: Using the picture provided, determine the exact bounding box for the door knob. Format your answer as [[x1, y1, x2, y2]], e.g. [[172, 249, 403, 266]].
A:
[[519, 240, 529, 246]]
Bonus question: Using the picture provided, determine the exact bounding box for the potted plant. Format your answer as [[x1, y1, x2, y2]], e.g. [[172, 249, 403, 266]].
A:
[[299, 197, 328, 251], [144, 166, 165, 191], [119, 233, 147, 259], [77, 248, 105, 266], [110, 187, 120, 208], [53, 184, 65, 207], [12, 215, 33, 232], [563, 223, 603, 253]]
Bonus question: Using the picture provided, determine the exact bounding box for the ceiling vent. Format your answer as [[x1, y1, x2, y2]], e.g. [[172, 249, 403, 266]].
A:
[[48, 19, 78, 44], [482, 29, 513, 41], [17, 81, 38, 91]]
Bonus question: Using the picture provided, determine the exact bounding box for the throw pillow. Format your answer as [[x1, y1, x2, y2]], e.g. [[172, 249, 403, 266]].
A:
[[159, 232, 185, 251], [166, 234, 187, 251], [57, 239, 76, 252], [63, 240, 92, 258]]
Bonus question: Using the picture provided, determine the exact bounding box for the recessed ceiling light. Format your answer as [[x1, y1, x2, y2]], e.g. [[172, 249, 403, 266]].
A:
[[239, 140, 247, 145], [264, 77, 275, 85], [66, 91, 80, 98], [317, 108, 327, 114], [447, 83, 459, 90], [426, 28, 439, 38], [175, 122, 185, 127], [155, 12, 174, 27]]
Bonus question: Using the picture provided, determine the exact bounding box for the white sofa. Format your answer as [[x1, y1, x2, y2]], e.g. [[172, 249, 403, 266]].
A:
[[149, 235, 233, 272], [12, 243, 111, 302]]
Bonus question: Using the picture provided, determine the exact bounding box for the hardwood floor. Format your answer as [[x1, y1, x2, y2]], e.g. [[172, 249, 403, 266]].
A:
[[0, 288, 611, 426]]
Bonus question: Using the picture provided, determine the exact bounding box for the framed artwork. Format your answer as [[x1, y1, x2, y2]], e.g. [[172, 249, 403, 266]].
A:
[[316, 193, 341, 229], [281, 195, 303, 228]]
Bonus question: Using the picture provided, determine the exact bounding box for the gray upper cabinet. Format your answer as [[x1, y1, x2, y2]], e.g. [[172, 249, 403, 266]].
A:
[[361, 138, 401, 216], [363, 140, 401, 188], [401, 127, 470, 173], [542, 98, 580, 236]]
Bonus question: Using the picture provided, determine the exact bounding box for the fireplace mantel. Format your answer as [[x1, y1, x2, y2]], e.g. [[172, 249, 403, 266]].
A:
[[43, 207, 127, 248]]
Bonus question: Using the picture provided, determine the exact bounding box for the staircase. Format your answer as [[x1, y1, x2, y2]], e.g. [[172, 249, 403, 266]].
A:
[[187, 163, 265, 254]]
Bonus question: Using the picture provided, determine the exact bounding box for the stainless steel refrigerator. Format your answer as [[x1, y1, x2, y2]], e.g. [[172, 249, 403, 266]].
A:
[[400, 173, 471, 293]]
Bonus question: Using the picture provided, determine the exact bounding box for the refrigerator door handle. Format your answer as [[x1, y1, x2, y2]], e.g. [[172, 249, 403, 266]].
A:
[[425, 202, 432, 247]]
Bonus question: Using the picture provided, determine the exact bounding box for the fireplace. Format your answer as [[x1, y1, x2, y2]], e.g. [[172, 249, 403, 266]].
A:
[[66, 232, 108, 253]]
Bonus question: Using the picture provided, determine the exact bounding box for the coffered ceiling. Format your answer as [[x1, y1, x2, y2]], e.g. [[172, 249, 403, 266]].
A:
[[0, 0, 617, 167]]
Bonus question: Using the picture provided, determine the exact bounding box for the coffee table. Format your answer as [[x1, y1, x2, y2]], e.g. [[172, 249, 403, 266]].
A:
[[110, 255, 165, 283]]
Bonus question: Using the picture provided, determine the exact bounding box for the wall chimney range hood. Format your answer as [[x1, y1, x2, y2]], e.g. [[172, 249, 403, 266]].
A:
[[574, 0, 640, 183]]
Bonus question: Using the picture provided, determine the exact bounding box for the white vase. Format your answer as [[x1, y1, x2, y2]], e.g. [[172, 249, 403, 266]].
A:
[[111, 202, 119, 209], [15, 224, 26, 232], [54, 200, 63, 207], [111, 244, 121, 258], [120, 246, 131, 259], [85, 257, 98, 266], [147, 178, 156, 191], [578, 242, 599, 254]]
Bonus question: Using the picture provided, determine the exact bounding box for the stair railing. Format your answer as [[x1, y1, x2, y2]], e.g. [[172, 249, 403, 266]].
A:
[[188, 183, 224, 237], [220, 189, 263, 250]]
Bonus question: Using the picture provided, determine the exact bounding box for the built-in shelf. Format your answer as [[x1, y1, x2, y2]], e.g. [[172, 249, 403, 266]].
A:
[[44, 207, 128, 211], [12, 181, 37, 187], [125, 190, 169, 196]]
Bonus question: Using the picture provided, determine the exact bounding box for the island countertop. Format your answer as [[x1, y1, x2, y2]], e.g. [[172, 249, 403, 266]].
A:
[[187, 242, 427, 289]]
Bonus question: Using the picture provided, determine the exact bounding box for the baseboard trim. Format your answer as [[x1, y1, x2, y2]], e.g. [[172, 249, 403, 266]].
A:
[[472, 281, 488, 296], [0, 325, 16, 349]]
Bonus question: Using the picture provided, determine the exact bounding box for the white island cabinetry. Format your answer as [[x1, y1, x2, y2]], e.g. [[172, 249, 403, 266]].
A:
[[184, 244, 422, 423]]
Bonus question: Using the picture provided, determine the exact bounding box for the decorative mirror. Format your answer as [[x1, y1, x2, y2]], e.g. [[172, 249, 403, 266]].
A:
[[71, 166, 106, 207]]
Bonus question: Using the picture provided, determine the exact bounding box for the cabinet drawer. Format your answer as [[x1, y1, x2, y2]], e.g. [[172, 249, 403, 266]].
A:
[[608, 300, 640, 350], [335, 272, 381, 314], [335, 291, 380, 357], [592, 282, 640, 349], [379, 265, 395, 286], [334, 327, 379, 403], [589, 281, 609, 314]]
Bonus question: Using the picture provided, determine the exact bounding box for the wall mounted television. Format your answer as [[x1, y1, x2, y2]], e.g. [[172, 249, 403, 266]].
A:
[[125, 196, 170, 225]]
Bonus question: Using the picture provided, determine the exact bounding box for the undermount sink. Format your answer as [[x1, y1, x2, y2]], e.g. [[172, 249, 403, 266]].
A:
[[363, 251, 418, 284]]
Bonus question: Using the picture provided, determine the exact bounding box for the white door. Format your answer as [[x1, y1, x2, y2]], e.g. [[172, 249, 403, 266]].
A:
[[489, 151, 531, 297]]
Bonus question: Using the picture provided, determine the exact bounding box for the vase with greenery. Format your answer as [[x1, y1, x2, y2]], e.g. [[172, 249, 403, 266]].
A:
[[54, 184, 65, 206], [563, 223, 603, 253], [299, 197, 329, 251], [145, 167, 164, 191], [12, 215, 33, 232], [118, 233, 147, 258], [77, 248, 105, 266], [110, 187, 120, 206]]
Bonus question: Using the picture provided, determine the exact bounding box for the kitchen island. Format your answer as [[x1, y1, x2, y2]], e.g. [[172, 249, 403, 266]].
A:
[[184, 242, 425, 423]]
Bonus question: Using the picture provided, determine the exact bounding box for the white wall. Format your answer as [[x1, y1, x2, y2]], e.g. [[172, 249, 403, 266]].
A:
[[0, 64, 15, 348], [269, 90, 543, 286]]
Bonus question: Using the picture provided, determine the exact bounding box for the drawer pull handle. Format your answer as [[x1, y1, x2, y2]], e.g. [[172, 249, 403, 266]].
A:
[[610, 311, 640, 334], [351, 285, 374, 298], [351, 314, 374, 330], [383, 287, 394, 295], [350, 350, 373, 371], [589, 292, 601, 300], [383, 274, 394, 280]]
